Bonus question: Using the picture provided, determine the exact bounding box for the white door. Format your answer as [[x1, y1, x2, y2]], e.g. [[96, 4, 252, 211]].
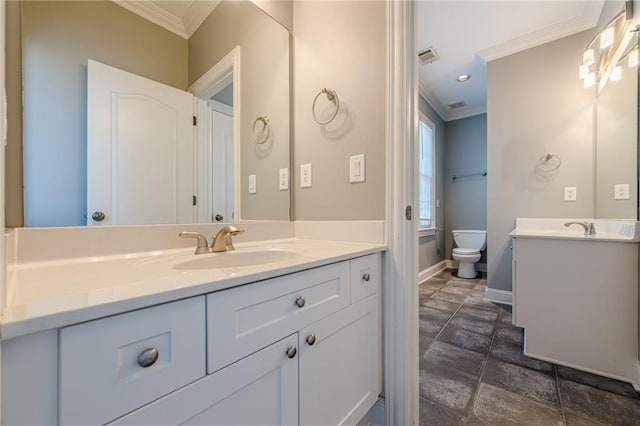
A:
[[108, 334, 299, 426], [87, 60, 195, 225], [210, 103, 234, 223], [299, 295, 382, 426]]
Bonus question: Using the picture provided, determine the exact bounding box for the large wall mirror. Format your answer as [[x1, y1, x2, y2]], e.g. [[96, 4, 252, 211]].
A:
[[8, 0, 291, 227], [595, 27, 638, 219]]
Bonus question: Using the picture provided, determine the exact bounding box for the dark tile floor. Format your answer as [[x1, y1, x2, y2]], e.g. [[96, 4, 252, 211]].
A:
[[419, 269, 640, 426]]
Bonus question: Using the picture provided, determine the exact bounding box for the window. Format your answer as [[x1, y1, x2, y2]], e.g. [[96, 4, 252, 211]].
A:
[[418, 113, 435, 232]]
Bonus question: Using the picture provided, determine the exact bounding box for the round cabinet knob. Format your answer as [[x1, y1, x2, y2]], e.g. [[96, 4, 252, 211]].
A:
[[295, 296, 306, 308], [137, 348, 159, 368], [363, 273, 371, 282], [286, 345, 297, 359], [214, 214, 224, 222], [91, 211, 106, 222], [306, 334, 316, 346]]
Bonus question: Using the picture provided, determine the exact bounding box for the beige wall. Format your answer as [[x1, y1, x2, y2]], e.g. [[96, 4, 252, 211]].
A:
[[252, 0, 293, 32], [18, 1, 188, 226], [292, 1, 386, 220], [190, 0, 291, 220], [5, 0, 22, 227], [487, 29, 596, 292]]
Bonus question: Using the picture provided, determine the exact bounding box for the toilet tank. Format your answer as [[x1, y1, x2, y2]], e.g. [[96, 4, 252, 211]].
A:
[[452, 230, 487, 250]]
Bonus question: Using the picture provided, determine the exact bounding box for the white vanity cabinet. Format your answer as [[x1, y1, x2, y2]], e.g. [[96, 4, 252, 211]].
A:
[[1, 252, 383, 426]]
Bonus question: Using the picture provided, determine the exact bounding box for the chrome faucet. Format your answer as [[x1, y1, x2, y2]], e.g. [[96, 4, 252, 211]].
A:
[[211, 225, 245, 252], [564, 221, 596, 235]]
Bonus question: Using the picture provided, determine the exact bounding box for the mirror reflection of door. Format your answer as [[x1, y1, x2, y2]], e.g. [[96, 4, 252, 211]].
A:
[[209, 84, 234, 223], [87, 60, 195, 226]]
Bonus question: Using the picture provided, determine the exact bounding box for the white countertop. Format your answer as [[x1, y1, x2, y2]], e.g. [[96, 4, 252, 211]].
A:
[[1, 238, 386, 340], [509, 218, 640, 242]]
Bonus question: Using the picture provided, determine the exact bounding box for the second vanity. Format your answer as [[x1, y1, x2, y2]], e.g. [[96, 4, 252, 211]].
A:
[[1, 223, 386, 425], [510, 218, 640, 390]]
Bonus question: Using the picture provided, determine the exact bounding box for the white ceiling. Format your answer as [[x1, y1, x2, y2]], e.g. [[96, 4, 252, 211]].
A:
[[417, 0, 606, 121]]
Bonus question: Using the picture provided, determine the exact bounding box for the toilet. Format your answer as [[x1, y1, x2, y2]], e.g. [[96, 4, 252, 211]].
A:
[[452, 230, 487, 279]]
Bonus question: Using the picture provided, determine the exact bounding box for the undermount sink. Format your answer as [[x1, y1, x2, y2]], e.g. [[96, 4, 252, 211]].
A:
[[172, 248, 302, 270]]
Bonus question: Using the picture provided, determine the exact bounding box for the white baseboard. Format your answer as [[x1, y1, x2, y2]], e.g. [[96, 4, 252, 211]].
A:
[[632, 362, 640, 392], [484, 287, 512, 305], [418, 260, 448, 283]]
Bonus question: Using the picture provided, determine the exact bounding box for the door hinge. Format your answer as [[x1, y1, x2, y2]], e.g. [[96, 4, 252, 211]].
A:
[[405, 205, 412, 220], [192, 195, 197, 206], [193, 116, 197, 126]]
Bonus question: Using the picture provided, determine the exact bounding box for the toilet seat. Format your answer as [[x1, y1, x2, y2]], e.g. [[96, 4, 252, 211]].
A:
[[452, 248, 480, 255]]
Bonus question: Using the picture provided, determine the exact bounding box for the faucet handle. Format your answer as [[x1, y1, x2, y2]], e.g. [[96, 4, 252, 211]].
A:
[[179, 232, 211, 255]]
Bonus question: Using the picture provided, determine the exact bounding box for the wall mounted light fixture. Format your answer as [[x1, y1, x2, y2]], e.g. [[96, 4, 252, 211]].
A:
[[579, 1, 634, 91]]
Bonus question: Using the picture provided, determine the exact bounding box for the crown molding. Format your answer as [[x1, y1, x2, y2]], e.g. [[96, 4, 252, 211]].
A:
[[113, 0, 188, 38], [112, 0, 220, 40], [183, 0, 221, 38], [477, 1, 604, 62], [417, 77, 448, 121]]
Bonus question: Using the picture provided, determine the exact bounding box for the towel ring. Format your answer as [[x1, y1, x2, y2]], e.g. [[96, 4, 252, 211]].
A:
[[312, 88, 340, 125], [252, 116, 270, 145], [537, 152, 562, 172]]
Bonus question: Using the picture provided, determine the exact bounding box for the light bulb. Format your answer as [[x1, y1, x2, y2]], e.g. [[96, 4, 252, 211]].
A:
[[600, 26, 614, 49], [584, 72, 596, 88], [583, 49, 595, 66], [610, 66, 622, 81], [579, 64, 590, 79], [629, 50, 639, 68]]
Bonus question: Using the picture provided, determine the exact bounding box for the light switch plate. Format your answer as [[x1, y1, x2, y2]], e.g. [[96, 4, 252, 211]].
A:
[[279, 168, 289, 191], [564, 186, 577, 201], [349, 154, 366, 183], [248, 174, 257, 194], [300, 163, 312, 188], [614, 184, 630, 200]]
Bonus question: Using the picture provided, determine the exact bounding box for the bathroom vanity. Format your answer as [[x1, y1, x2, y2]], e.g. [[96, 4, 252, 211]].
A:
[[1, 227, 385, 425], [510, 218, 640, 389]]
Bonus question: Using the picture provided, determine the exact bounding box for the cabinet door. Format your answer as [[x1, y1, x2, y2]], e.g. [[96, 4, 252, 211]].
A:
[[299, 295, 381, 426], [109, 334, 298, 426]]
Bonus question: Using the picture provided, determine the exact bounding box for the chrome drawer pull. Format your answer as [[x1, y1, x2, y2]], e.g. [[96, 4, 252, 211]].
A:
[[306, 334, 316, 346], [137, 348, 159, 368], [363, 273, 371, 282], [295, 296, 306, 308], [286, 345, 297, 359]]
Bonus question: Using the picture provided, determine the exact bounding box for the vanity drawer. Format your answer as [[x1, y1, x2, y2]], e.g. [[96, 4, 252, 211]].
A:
[[207, 261, 350, 373], [350, 253, 381, 302], [59, 297, 206, 425]]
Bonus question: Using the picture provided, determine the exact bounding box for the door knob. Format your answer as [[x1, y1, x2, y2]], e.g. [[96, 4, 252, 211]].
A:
[[295, 296, 306, 308], [91, 211, 106, 221], [214, 214, 224, 222]]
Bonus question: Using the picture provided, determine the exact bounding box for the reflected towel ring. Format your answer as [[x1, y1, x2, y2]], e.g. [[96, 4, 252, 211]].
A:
[[252, 116, 270, 145], [312, 88, 340, 125], [537, 152, 562, 172]]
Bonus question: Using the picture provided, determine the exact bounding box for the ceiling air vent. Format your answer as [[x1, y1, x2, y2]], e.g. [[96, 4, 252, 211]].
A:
[[418, 47, 439, 65], [448, 101, 467, 109]]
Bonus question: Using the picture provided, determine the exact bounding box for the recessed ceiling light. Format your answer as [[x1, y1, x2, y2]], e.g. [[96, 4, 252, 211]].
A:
[[456, 74, 471, 82]]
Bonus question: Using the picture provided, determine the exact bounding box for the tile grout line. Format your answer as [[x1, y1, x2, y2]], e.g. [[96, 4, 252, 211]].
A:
[[460, 301, 501, 424], [554, 365, 568, 426]]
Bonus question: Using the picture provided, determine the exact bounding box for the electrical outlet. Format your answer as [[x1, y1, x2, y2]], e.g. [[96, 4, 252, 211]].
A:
[[300, 163, 312, 188], [564, 186, 577, 201], [614, 184, 630, 200], [279, 168, 289, 191], [248, 174, 257, 194], [349, 154, 366, 183]]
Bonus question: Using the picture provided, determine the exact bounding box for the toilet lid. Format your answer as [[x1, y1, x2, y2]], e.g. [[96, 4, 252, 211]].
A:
[[453, 248, 480, 255]]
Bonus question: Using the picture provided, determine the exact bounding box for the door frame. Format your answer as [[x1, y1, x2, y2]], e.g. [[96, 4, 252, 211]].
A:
[[190, 46, 241, 222], [385, 0, 418, 425]]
